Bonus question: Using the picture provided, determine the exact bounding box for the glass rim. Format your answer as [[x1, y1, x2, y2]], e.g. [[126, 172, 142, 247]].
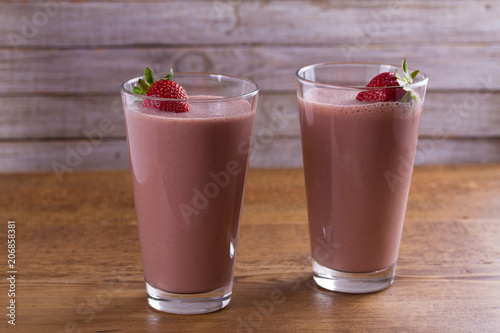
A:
[[120, 72, 260, 103], [296, 62, 429, 90]]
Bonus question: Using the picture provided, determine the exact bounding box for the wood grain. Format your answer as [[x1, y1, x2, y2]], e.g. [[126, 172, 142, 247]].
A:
[[1, 0, 498, 47], [1, 45, 498, 93], [2, 92, 500, 140], [1, 89, 500, 170], [0, 166, 499, 332], [0, 0, 499, 170], [1, 136, 500, 172]]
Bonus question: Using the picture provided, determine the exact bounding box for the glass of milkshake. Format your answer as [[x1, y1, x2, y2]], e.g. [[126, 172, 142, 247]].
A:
[[121, 72, 258, 313], [296, 62, 428, 293]]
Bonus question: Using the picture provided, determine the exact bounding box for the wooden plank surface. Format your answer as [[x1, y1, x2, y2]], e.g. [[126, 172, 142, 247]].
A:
[[1, 45, 498, 93], [1, 0, 499, 47], [0, 0, 499, 170], [1, 91, 500, 140], [1, 137, 500, 173], [0, 166, 499, 332]]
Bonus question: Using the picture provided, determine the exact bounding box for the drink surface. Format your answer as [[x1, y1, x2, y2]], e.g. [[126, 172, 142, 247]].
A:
[[125, 96, 255, 293], [299, 88, 423, 273]]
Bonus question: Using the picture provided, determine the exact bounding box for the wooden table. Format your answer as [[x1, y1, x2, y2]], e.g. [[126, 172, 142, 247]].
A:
[[1, 165, 499, 332]]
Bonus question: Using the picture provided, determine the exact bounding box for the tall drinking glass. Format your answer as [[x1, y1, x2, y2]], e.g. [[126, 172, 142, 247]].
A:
[[121, 73, 259, 313], [296, 63, 428, 293]]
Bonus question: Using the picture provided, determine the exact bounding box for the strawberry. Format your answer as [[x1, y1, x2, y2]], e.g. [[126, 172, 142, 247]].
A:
[[356, 59, 420, 103], [356, 72, 403, 102], [132, 67, 190, 112]]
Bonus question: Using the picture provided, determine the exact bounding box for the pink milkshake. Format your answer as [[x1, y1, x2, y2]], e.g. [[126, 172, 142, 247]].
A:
[[121, 73, 258, 313], [300, 89, 422, 271], [296, 62, 428, 293]]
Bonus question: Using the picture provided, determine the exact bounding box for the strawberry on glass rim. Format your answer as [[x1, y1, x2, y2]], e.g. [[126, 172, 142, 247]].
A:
[[356, 59, 419, 103], [132, 67, 191, 112]]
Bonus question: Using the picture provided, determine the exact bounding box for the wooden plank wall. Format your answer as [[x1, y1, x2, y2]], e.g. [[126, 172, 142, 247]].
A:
[[1, 0, 499, 173]]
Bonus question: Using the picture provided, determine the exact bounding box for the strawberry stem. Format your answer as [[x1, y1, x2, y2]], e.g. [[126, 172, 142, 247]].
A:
[[138, 79, 151, 94]]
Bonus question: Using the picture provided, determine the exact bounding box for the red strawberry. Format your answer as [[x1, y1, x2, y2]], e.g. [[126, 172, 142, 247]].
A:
[[143, 79, 190, 112], [356, 72, 404, 102], [133, 68, 190, 112]]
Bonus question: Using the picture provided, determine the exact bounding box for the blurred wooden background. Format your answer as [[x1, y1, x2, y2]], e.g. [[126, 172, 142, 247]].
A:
[[1, 0, 499, 173]]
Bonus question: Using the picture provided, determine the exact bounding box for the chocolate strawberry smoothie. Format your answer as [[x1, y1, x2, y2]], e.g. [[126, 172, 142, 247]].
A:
[[122, 70, 259, 313], [124, 98, 255, 294], [299, 88, 423, 273]]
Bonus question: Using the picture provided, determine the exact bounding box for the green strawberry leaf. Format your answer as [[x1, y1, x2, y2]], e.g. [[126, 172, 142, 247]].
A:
[[165, 68, 174, 80], [132, 86, 143, 95], [396, 58, 420, 102], [133, 67, 176, 96], [145, 67, 155, 85]]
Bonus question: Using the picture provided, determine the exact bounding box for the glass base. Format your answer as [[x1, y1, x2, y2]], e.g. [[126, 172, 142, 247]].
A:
[[312, 260, 396, 293], [146, 281, 232, 314]]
